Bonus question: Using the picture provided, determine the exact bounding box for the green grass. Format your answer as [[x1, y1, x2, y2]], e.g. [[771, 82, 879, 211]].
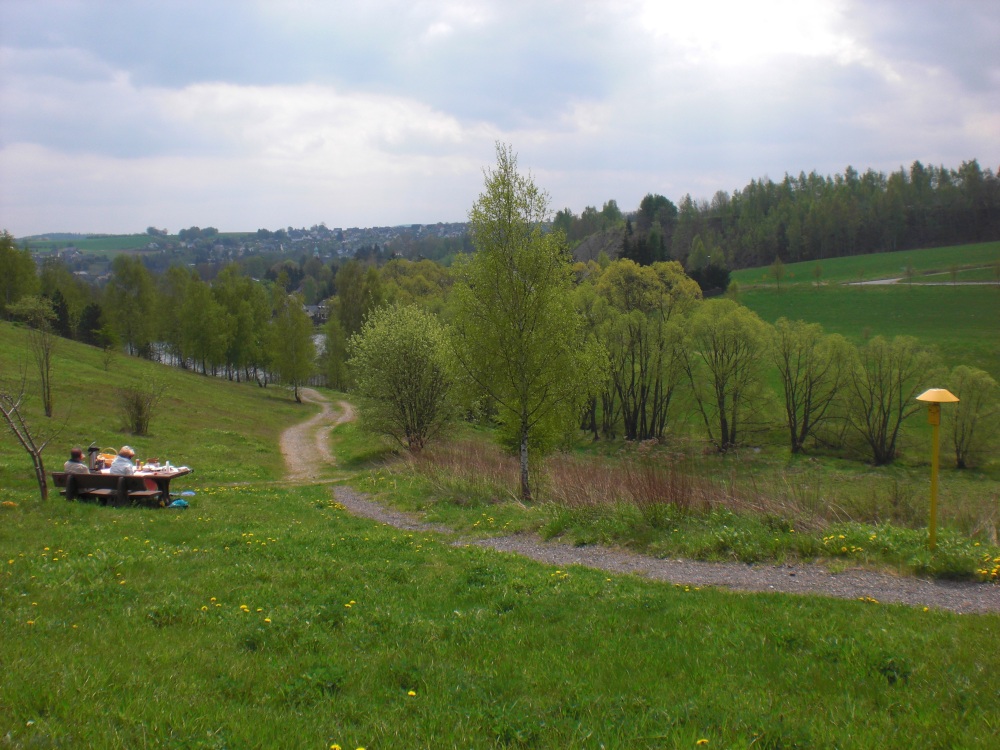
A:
[[737, 284, 1000, 379], [3, 322, 1000, 747], [731, 240, 1000, 286]]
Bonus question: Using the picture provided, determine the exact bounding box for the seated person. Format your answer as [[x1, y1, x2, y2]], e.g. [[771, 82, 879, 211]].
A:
[[63, 447, 90, 474], [108, 446, 136, 475]]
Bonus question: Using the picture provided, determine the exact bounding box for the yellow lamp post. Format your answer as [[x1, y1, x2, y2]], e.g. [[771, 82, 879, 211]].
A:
[[915, 388, 959, 550]]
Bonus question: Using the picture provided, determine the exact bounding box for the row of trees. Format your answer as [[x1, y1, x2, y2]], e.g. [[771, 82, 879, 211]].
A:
[[346, 146, 999, 502], [550, 159, 1000, 272]]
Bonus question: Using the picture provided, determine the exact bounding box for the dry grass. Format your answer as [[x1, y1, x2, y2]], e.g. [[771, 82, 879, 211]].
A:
[[407, 436, 1000, 542]]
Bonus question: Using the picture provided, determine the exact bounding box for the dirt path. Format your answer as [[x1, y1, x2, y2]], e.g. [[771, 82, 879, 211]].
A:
[[279, 387, 355, 483], [281, 389, 1000, 614]]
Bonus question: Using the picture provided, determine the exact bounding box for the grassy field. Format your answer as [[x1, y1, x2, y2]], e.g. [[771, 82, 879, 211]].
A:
[[730, 240, 1000, 286], [736, 284, 1000, 379], [2, 323, 1000, 747]]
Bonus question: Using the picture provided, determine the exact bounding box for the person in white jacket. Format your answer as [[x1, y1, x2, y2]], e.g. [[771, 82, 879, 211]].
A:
[[108, 446, 136, 475]]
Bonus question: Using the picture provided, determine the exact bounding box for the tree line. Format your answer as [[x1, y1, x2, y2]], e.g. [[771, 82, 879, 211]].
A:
[[551, 159, 1000, 273]]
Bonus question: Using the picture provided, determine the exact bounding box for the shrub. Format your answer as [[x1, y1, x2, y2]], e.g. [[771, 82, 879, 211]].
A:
[[116, 381, 166, 435]]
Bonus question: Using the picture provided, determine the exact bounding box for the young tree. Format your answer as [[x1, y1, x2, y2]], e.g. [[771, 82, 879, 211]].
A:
[[770, 318, 851, 453], [846, 336, 936, 465], [349, 304, 455, 452], [945, 365, 998, 469], [269, 293, 316, 403], [322, 315, 350, 391], [104, 255, 157, 357], [9, 296, 58, 417], [683, 298, 770, 452], [770, 255, 786, 291], [0, 369, 60, 500], [451, 143, 605, 500]]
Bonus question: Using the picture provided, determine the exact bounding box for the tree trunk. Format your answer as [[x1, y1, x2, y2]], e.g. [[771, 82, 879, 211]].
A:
[[519, 424, 531, 502]]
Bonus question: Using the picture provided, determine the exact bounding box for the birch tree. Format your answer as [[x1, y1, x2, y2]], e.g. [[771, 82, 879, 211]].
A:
[[451, 143, 605, 500]]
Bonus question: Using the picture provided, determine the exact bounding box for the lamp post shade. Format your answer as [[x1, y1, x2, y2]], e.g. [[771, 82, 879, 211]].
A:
[[916, 388, 959, 403]]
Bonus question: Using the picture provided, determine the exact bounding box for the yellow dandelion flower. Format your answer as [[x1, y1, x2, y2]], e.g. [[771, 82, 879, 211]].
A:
[[407, 690, 416, 697], [264, 618, 271, 623], [697, 741, 709, 746]]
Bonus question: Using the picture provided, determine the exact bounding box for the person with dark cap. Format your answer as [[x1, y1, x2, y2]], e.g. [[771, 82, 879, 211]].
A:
[[64, 447, 90, 474]]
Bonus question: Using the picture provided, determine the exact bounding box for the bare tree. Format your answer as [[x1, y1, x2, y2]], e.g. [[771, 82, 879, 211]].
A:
[[9, 296, 57, 417], [0, 369, 62, 500]]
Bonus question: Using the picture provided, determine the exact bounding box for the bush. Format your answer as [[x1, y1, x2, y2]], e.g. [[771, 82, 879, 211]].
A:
[[116, 381, 166, 435]]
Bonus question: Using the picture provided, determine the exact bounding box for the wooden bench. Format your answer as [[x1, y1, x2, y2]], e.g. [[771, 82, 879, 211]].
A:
[[51, 472, 167, 508]]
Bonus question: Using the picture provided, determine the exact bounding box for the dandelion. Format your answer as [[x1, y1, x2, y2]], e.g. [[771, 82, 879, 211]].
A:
[[407, 690, 416, 697], [264, 618, 271, 623], [697, 741, 709, 746], [201, 606, 208, 612]]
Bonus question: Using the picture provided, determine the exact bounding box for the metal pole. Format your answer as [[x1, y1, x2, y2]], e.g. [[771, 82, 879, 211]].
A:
[[928, 403, 940, 551]]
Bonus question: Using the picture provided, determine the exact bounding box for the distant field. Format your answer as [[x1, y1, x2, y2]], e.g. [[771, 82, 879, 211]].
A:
[[739, 284, 1000, 379], [731, 241, 1000, 286]]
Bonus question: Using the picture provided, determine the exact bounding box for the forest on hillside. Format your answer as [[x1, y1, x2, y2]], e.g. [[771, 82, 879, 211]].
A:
[[554, 159, 1000, 272]]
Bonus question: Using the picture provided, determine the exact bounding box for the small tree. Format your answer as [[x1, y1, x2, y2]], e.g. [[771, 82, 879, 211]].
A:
[[348, 304, 455, 452], [812, 263, 822, 287], [846, 336, 936, 465], [116, 380, 166, 435], [9, 296, 57, 417], [946, 365, 998, 469], [771, 318, 851, 454], [770, 255, 785, 291], [0, 369, 61, 500]]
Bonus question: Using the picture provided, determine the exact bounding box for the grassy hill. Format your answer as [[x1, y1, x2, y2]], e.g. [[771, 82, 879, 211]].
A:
[[730, 240, 1000, 286], [2, 324, 999, 747], [727, 242, 1000, 379]]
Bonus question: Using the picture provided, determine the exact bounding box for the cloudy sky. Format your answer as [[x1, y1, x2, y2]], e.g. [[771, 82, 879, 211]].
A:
[[1, 0, 997, 236]]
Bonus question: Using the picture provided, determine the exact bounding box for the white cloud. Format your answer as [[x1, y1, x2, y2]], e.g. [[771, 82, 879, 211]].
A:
[[0, 0, 998, 235]]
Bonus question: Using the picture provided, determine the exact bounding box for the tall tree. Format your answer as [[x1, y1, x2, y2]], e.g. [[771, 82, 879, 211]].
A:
[[451, 143, 605, 500], [771, 318, 851, 454], [104, 255, 156, 357], [846, 336, 936, 465], [269, 293, 316, 403], [597, 259, 700, 441], [683, 299, 770, 452]]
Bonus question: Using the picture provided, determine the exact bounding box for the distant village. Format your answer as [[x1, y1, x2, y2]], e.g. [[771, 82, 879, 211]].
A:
[[25, 221, 470, 284]]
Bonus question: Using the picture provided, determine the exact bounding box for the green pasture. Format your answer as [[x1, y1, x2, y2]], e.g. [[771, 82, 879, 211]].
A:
[[731, 240, 1000, 286], [738, 284, 1000, 379], [2, 322, 1000, 747]]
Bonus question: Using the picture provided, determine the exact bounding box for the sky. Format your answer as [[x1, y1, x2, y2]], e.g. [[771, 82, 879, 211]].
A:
[[1, 0, 998, 237]]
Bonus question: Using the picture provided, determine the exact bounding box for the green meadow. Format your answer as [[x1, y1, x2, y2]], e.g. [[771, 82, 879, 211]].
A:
[[730, 240, 1000, 286], [738, 284, 1000, 379], [2, 312, 999, 747]]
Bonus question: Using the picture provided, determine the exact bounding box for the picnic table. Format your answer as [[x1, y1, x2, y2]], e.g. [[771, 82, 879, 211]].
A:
[[52, 466, 193, 507]]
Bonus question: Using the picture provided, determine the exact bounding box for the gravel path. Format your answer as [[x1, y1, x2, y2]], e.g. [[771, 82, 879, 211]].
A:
[[292, 389, 1000, 615], [280, 387, 354, 483]]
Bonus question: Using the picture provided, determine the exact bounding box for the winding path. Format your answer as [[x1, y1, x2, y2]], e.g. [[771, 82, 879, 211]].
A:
[[279, 387, 355, 483], [283, 389, 1000, 614]]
